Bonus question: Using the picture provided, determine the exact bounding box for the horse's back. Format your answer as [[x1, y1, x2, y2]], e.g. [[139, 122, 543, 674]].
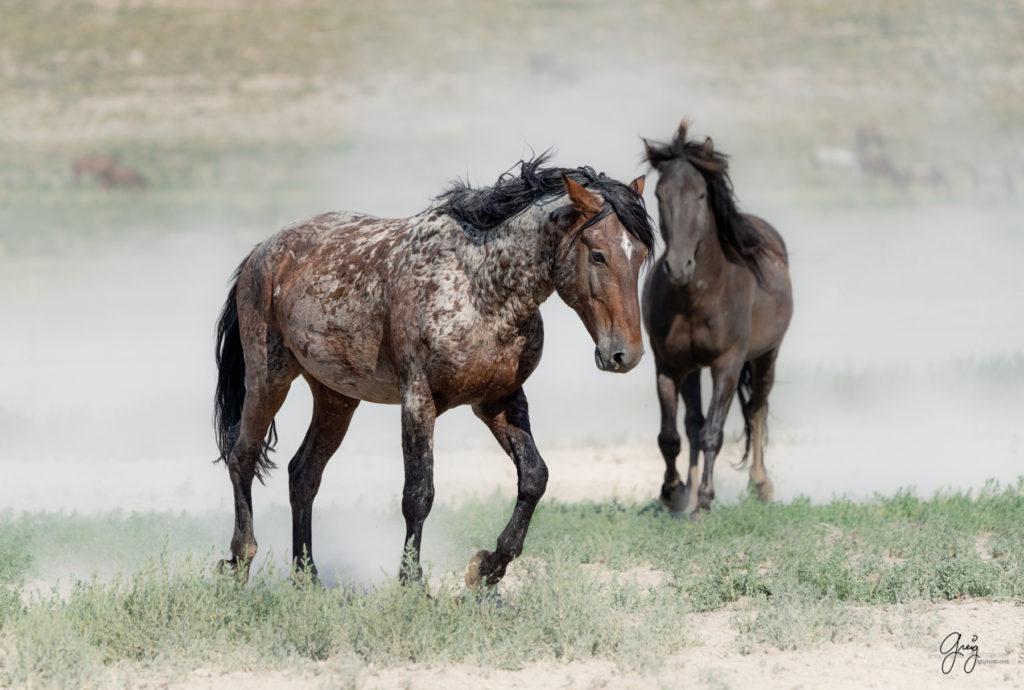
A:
[[745, 214, 788, 266], [743, 214, 792, 358]]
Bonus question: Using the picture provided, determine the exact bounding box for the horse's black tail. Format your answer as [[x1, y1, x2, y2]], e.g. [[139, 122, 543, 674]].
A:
[[733, 361, 760, 470], [213, 253, 277, 482]]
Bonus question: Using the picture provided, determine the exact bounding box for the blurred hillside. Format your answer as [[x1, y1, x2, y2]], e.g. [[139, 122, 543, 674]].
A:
[[0, 0, 1021, 506], [1, 0, 1022, 255]]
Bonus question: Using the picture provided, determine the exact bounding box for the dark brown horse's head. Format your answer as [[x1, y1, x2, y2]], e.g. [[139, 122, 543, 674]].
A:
[[647, 136, 716, 287], [645, 121, 775, 287], [554, 175, 649, 373]]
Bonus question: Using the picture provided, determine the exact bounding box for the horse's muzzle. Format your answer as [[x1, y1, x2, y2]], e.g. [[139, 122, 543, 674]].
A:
[[663, 256, 695, 286], [594, 344, 643, 373]]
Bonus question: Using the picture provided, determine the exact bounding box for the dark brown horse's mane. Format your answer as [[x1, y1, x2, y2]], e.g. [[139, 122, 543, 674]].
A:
[[645, 121, 776, 281], [437, 152, 655, 257]]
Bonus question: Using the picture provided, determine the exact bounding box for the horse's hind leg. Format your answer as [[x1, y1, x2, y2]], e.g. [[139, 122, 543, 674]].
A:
[[220, 325, 299, 581], [288, 377, 359, 580], [220, 378, 292, 580], [398, 378, 437, 583], [466, 388, 548, 588], [747, 348, 779, 502]]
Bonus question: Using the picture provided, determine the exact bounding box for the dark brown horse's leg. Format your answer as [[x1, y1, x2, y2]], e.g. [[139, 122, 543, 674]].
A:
[[288, 378, 360, 580], [221, 378, 292, 581], [655, 364, 685, 514], [747, 349, 779, 502], [466, 388, 549, 588], [695, 356, 744, 513], [679, 370, 704, 515], [398, 381, 437, 583]]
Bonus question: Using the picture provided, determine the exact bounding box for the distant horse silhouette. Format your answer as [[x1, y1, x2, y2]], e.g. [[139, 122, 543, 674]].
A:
[[100, 162, 147, 189], [642, 121, 792, 516], [71, 155, 146, 189], [72, 154, 117, 182], [214, 154, 653, 585]]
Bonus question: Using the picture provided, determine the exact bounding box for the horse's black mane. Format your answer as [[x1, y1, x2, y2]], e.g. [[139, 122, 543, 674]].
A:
[[645, 121, 780, 280], [437, 152, 654, 256]]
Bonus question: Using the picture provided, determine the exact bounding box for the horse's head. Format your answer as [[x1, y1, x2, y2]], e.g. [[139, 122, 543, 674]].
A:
[[554, 175, 649, 373], [646, 133, 717, 287]]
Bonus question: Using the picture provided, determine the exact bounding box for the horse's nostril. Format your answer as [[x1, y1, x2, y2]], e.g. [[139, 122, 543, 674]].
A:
[[612, 351, 626, 365]]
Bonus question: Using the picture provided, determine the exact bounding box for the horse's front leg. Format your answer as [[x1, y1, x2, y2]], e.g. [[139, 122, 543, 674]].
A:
[[695, 354, 744, 513], [655, 363, 685, 514], [466, 388, 549, 588], [398, 380, 437, 583]]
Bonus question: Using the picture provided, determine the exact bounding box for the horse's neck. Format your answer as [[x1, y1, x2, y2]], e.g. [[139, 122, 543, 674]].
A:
[[693, 214, 728, 280], [454, 202, 560, 328]]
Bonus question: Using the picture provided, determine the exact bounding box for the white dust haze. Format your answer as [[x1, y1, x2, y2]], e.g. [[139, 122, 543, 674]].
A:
[[1, 13, 1022, 582]]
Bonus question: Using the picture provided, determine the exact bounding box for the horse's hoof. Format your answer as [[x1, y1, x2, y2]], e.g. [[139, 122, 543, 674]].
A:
[[465, 549, 492, 589], [755, 479, 775, 503], [216, 557, 251, 584], [660, 482, 689, 514]]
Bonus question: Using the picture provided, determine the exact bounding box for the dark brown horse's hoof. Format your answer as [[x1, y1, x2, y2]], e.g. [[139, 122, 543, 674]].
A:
[[660, 482, 689, 516], [465, 549, 495, 589]]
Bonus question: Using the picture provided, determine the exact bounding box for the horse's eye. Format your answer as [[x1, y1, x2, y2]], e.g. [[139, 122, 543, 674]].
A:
[[590, 251, 607, 265], [698, 192, 706, 200]]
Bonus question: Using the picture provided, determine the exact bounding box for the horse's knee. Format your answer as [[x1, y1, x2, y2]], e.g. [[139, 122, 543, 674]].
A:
[[402, 483, 435, 521], [699, 427, 723, 454], [658, 430, 681, 459]]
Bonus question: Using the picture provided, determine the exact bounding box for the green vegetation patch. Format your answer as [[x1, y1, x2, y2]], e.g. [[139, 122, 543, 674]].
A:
[[0, 481, 1022, 684]]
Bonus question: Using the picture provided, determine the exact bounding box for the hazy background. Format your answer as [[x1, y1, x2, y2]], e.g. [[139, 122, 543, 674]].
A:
[[1, 0, 1022, 579]]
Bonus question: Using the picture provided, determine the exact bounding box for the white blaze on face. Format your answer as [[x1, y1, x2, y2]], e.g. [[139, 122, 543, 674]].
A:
[[620, 228, 633, 261]]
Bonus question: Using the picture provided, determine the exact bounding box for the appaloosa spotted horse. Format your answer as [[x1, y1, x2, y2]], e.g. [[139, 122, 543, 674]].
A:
[[214, 154, 653, 586]]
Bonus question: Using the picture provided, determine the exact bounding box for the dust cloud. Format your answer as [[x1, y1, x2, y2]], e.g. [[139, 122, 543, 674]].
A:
[[1, 2, 1021, 581]]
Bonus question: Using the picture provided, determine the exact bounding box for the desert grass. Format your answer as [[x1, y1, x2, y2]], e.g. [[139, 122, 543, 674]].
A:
[[1, 482, 1023, 686]]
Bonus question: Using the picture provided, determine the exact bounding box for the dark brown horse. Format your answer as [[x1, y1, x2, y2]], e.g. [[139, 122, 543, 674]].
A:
[[214, 154, 653, 586], [642, 121, 792, 517]]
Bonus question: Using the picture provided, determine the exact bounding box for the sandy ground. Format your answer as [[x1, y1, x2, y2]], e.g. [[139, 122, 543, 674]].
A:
[[166, 600, 1024, 690], [6, 446, 1023, 689]]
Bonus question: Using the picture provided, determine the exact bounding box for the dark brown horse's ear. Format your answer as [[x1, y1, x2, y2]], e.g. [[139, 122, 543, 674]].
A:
[[642, 138, 654, 162], [563, 175, 604, 215], [678, 118, 690, 138], [703, 136, 714, 153], [629, 175, 645, 196]]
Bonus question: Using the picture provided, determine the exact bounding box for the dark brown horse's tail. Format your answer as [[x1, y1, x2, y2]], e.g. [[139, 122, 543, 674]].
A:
[[734, 361, 758, 470], [214, 253, 277, 481]]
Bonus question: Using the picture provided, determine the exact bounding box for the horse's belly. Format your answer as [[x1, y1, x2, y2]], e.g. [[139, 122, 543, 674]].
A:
[[294, 349, 402, 404], [285, 321, 402, 404], [325, 375, 402, 405]]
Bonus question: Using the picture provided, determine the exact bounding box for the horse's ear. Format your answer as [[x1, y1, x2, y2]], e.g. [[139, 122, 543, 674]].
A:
[[642, 138, 654, 163], [678, 118, 690, 139], [703, 136, 714, 153], [629, 175, 645, 196], [563, 175, 604, 215]]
